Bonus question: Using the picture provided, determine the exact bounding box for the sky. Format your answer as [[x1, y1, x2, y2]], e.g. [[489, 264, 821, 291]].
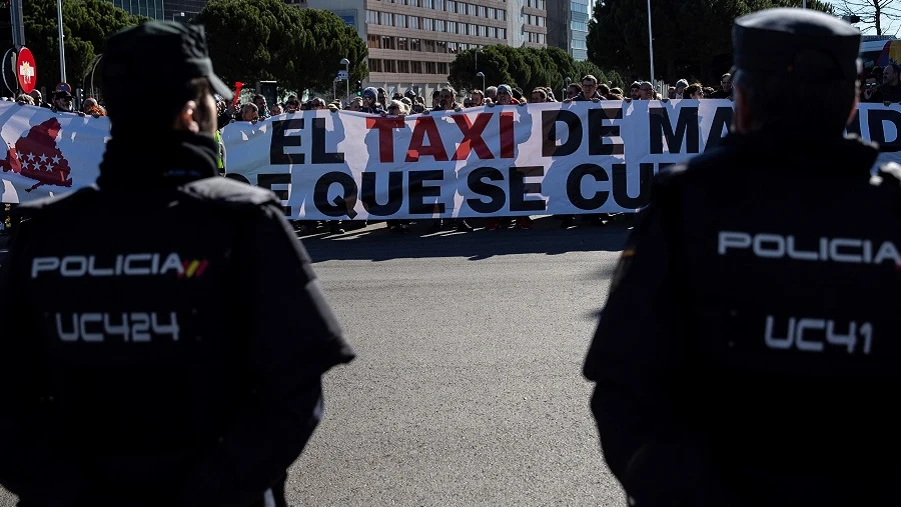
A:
[[821, 0, 899, 36]]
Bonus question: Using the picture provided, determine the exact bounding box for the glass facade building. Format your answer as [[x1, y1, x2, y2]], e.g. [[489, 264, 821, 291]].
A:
[[163, 0, 208, 21], [546, 0, 590, 61], [109, 0, 165, 20], [106, 0, 209, 21], [569, 0, 588, 60]]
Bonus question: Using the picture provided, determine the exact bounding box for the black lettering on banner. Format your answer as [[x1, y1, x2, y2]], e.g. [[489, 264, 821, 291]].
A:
[[312, 117, 345, 164], [867, 109, 901, 152], [649, 107, 700, 154], [313, 172, 358, 218], [408, 170, 446, 215], [845, 109, 862, 137], [588, 108, 625, 156], [612, 163, 654, 209], [541, 110, 582, 157], [258, 173, 292, 216], [705, 107, 733, 151], [270, 119, 305, 165], [361, 171, 404, 216], [509, 166, 547, 212], [224, 173, 250, 184], [466, 167, 506, 214], [566, 163, 609, 210]]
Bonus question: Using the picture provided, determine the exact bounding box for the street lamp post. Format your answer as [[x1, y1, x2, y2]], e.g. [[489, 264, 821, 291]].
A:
[[340, 58, 350, 102], [476, 71, 485, 91], [89, 54, 103, 97], [647, 0, 655, 85], [57, 0, 66, 83]]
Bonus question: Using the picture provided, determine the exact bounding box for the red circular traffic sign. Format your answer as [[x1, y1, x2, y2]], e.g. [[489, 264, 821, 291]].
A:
[[16, 47, 36, 94]]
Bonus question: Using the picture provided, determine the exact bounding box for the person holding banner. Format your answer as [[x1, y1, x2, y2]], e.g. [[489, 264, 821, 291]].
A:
[[584, 8, 901, 507], [0, 21, 354, 507]]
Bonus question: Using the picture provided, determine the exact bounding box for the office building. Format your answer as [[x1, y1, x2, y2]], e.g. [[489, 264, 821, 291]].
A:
[[108, 0, 165, 19], [545, 0, 590, 61], [163, 0, 208, 22], [105, 0, 207, 22], [519, 0, 547, 48], [546, 0, 568, 56], [295, 0, 546, 97]]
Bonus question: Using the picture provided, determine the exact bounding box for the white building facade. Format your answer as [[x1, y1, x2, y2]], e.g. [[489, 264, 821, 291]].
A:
[[293, 0, 546, 98]]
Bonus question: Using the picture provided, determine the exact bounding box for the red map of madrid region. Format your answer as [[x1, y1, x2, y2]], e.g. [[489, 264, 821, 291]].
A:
[[0, 118, 73, 192]]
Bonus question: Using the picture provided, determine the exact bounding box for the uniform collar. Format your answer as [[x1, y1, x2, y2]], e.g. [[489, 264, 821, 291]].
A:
[[97, 131, 219, 190], [719, 129, 880, 177]]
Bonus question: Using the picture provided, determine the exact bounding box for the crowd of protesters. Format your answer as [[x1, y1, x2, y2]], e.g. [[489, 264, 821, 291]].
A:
[[0, 88, 109, 117], [220, 73, 736, 127], [860, 63, 901, 103]]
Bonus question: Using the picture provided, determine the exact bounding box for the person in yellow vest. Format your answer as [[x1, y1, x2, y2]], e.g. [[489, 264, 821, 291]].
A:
[[213, 127, 225, 175]]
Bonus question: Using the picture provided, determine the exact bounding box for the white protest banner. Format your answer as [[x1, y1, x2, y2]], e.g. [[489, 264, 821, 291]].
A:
[[4, 100, 901, 217], [0, 103, 107, 203], [222, 101, 721, 220], [222, 100, 901, 220]]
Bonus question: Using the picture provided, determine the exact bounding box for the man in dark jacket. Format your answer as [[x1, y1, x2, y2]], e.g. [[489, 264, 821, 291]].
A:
[[0, 21, 354, 507], [584, 8, 901, 507]]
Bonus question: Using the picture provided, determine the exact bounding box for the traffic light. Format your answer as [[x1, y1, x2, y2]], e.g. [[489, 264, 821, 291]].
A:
[[355, 80, 362, 96]]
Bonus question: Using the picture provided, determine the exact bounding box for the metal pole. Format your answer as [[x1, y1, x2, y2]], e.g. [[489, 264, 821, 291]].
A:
[[89, 54, 102, 97], [344, 61, 349, 100], [10, 0, 25, 50], [481, 74, 485, 90], [57, 0, 66, 83], [2, 48, 16, 94], [646, 0, 655, 84], [333, 80, 336, 101], [646, 0, 654, 83], [802, 0, 806, 8]]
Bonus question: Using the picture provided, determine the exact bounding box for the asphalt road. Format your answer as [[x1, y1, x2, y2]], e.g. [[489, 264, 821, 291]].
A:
[[0, 216, 631, 507]]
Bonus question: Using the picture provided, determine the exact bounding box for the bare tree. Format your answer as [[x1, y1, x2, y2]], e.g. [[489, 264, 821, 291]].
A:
[[838, 0, 901, 35]]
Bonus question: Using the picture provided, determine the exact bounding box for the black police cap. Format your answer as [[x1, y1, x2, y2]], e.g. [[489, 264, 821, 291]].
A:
[[101, 21, 233, 101], [733, 8, 861, 81]]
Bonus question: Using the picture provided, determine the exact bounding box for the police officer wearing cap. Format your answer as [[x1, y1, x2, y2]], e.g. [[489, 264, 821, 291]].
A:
[[0, 21, 354, 507], [584, 8, 901, 507]]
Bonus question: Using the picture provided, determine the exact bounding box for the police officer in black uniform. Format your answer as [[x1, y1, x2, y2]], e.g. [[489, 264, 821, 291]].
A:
[[0, 22, 354, 507], [583, 8, 901, 507]]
